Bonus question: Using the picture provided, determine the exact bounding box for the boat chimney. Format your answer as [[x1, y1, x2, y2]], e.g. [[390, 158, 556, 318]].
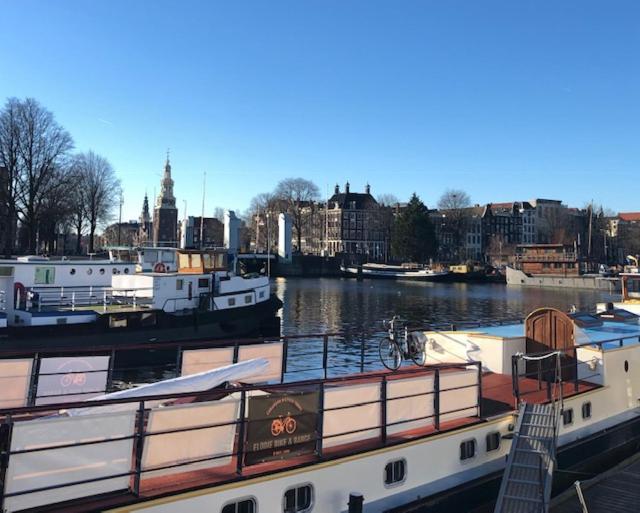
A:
[[345, 181, 350, 193]]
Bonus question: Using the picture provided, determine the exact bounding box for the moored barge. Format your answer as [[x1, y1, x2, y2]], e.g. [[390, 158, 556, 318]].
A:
[[1, 306, 640, 512]]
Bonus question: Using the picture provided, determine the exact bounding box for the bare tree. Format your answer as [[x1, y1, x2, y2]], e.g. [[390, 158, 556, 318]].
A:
[[437, 189, 471, 261], [0, 99, 22, 255], [274, 178, 320, 251], [72, 151, 120, 253], [376, 193, 400, 207], [13, 98, 74, 252], [247, 192, 280, 251]]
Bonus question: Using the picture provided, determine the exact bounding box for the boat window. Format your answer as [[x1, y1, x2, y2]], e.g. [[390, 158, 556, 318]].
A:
[[625, 360, 629, 373], [486, 432, 501, 452], [191, 254, 202, 268], [112, 268, 118, 274], [460, 439, 476, 460], [87, 268, 93, 275], [562, 408, 574, 426], [221, 498, 256, 513], [109, 314, 128, 329], [124, 268, 130, 274], [582, 402, 592, 420], [34, 266, 55, 285], [70, 268, 76, 275], [176, 279, 184, 290], [283, 484, 313, 512], [245, 294, 252, 304], [198, 278, 209, 289], [99, 268, 105, 275], [179, 253, 190, 269], [259, 291, 265, 299], [384, 459, 406, 486], [228, 298, 236, 306]]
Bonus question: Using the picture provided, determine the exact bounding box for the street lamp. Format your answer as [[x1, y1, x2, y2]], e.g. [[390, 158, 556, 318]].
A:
[[266, 212, 271, 277]]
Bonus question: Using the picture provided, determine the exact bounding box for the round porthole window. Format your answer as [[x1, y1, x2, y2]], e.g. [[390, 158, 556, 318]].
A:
[[124, 268, 130, 274], [624, 360, 629, 373], [70, 268, 76, 275], [99, 268, 105, 275], [112, 268, 118, 274], [87, 268, 93, 275]]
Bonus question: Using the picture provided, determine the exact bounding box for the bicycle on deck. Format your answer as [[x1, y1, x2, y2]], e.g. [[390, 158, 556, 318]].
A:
[[378, 316, 426, 370]]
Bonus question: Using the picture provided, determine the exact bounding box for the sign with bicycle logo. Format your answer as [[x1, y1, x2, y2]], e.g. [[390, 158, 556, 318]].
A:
[[245, 390, 319, 465]]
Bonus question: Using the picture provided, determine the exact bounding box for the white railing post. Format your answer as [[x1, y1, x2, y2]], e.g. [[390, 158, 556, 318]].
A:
[[103, 290, 107, 312], [71, 292, 76, 311], [89, 286, 93, 302], [133, 290, 137, 308]]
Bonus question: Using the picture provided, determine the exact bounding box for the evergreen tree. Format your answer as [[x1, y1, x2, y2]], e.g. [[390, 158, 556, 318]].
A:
[[391, 193, 437, 262]]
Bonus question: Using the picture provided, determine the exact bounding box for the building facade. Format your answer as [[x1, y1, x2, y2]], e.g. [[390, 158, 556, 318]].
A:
[[152, 156, 178, 247], [180, 216, 224, 249], [324, 183, 386, 259]]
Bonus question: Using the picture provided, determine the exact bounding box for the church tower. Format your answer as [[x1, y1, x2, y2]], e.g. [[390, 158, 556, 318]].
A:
[[137, 193, 152, 244], [152, 153, 178, 247]]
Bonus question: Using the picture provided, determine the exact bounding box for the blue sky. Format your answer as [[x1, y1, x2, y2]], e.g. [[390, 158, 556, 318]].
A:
[[1, 1, 638, 221]]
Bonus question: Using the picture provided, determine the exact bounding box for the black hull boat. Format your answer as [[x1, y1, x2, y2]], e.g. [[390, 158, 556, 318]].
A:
[[0, 294, 282, 351]]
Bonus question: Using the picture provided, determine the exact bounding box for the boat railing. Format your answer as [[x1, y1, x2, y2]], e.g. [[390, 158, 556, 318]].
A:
[[0, 361, 482, 513], [509, 333, 640, 405], [0, 290, 5, 312], [16, 285, 156, 313]]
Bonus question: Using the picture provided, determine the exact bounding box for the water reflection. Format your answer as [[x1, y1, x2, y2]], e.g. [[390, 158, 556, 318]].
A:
[[275, 277, 614, 336]]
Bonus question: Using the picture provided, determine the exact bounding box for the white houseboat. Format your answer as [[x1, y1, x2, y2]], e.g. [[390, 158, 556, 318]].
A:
[[0, 249, 281, 349], [1, 306, 639, 512]]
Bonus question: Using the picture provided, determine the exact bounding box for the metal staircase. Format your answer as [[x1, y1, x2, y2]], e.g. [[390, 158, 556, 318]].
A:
[[494, 354, 562, 513]]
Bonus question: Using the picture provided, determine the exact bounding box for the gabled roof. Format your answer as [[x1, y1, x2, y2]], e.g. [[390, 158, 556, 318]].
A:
[[619, 212, 640, 222]]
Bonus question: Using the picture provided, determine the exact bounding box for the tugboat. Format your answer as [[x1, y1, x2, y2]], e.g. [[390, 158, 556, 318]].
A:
[[0, 248, 281, 350]]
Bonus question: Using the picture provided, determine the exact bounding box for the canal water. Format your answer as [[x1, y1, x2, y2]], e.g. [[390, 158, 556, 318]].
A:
[[114, 278, 615, 385], [276, 277, 613, 336]]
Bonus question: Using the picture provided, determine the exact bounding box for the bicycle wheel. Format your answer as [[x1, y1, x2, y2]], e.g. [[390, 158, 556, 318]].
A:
[[379, 339, 402, 370], [409, 334, 426, 366]]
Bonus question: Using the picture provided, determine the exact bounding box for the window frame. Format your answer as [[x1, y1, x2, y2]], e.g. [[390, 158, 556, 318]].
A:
[[485, 431, 501, 452], [581, 402, 592, 420], [228, 297, 236, 307], [460, 438, 477, 461], [221, 496, 257, 513], [282, 483, 314, 513], [383, 458, 407, 488], [562, 408, 574, 426]]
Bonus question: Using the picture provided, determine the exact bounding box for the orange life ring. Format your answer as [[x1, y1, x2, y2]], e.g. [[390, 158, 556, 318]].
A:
[[14, 282, 26, 307], [153, 262, 167, 273]]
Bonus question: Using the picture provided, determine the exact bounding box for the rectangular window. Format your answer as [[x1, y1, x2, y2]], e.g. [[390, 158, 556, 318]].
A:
[[562, 408, 574, 426], [221, 498, 255, 513], [228, 297, 236, 306], [486, 432, 501, 452], [582, 402, 592, 419], [384, 459, 406, 486], [178, 253, 190, 269], [191, 254, 202, 268], [176, 279, 184, 290], [284, 485, 313, 512], [460, 439, 476, 460], [244, 295, 252, 304], [259, 291, 265, 299], [198, 278, 209, 288], [34, 266, 55, 285]]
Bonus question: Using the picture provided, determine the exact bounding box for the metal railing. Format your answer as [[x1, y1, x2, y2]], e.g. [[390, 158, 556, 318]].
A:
[[0, 362, 482, 512], [16, 286, 156, 313]]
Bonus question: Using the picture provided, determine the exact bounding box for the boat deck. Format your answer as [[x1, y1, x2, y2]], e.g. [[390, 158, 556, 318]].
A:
[[45, 367, 600, 513]]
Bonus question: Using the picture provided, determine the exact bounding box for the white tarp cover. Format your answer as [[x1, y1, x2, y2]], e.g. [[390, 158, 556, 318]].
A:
[[181, 347, 234, 376], [3, 410, 136, 513], [36, 356, 110, 405], [68, 358, 269, 416], [141, 396, 240, 478], [0, 358, 33, 408], [439, 369, 479, 421], [386, 374, 435, 435], [238, 342, 283, 383], [322, 382, 381, 448]]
